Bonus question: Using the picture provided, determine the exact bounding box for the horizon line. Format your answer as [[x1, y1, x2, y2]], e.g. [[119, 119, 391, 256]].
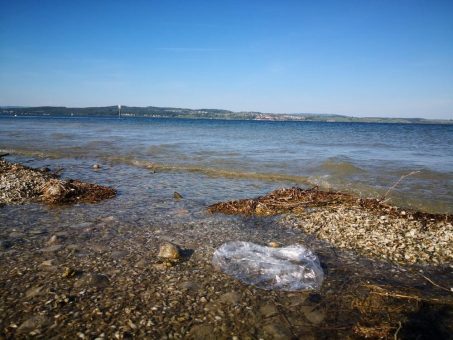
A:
[[1, 104, 452, 121]]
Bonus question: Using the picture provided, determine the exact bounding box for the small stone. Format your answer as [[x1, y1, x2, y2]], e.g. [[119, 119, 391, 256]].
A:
[[188, 324, 214, 339], [219, 292, 241, 305], [25, 286, 46, 298], [174, 208, 190, 217], [152, 263, 168, 271], [41, 245, 63, 252], [66, 244, 81, 253], [39, 259, 57, 271], [259, 303, 279, 318], [40, 259, 56, 267], [173, 192, 183, 200], [134, 259, 147, 268], [301, 305, 326, 325], [46, 235, 60, 245], [17, 315, 49, 334], [111, 250, 128, 259], [179, 281, 200, 291], [62, 267, 76, 278], [268, 241, 281, 248], [262, 323, 292, 339], [74, 273, 109, 288], [30, 229, 48, 235], [9, 231, 24, 238], [157, 242, 181, 260]]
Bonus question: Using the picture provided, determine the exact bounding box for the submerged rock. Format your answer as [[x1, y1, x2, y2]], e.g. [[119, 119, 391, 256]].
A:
[[39, 259, 57, 271], [74, 273, 110, 289], [46, 234, 66, 246], [41, 245, 64, 253], [25, 285, 46, 299], [157, 242, 181, 260], [17, 315, 49, 334], [173, 191, 183, 200]]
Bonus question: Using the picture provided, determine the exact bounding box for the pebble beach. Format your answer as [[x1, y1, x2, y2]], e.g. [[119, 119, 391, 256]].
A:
[[1, 158, 453, 339]]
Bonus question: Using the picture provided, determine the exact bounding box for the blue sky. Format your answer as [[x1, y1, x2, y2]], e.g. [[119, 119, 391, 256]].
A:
[[1, 0, 452, 118]]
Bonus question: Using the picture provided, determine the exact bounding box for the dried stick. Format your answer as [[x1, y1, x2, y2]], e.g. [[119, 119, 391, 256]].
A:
[[419, 273, 452, 293], [381, 171, 420, 201], [394, 321, 402, 340]]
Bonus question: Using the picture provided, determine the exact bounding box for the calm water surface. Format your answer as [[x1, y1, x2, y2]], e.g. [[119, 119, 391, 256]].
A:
[[1, 116, 452, 213]]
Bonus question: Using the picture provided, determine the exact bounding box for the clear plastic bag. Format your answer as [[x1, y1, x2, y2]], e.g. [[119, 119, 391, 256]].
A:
[[212, 241, 324, 291]]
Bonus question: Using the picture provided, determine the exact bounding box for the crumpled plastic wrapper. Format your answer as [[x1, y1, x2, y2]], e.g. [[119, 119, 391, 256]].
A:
[[212, 241, 324, 291]]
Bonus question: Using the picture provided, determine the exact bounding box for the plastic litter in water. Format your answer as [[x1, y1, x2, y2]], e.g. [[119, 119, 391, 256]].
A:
[[212, 241, 324, 291]]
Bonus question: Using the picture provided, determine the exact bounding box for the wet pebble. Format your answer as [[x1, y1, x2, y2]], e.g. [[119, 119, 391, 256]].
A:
[[219, 292, 241, 306], [17, 315, 49, 334], [74, 273, 110, 289], [25, 285, 46, 299], [41, 244, 64, 253], [158, 242, 181, 260]]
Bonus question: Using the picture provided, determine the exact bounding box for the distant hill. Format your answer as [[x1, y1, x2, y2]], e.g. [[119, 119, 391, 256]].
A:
[[1, 106, 452, 124]]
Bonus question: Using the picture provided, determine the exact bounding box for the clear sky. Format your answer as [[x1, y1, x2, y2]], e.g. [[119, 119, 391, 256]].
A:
[[1, 0, 452, 118]]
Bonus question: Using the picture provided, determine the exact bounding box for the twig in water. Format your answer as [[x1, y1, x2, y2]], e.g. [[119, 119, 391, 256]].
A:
[[394, 321, 402, 340], [419, 273, 452, 293], [381, 171, 420, 202]]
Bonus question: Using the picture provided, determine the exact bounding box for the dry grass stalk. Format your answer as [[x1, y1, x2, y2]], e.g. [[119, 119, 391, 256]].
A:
[[381, 171, 421, 202]]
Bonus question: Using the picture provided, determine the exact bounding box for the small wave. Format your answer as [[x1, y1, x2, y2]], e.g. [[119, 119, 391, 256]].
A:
[[145, 143, 185, 156], [0, 148, 65, 159], [106, 155, 315, 184], [318, 159, 365, 175], [3, 148, 451, 214], [50, 132, 76, 140]]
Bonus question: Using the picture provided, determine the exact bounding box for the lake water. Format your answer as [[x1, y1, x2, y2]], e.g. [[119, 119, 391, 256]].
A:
[[1, 116, 452, 213]]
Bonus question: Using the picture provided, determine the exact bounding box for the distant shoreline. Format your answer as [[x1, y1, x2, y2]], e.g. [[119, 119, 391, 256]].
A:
[[1, 106, 452, 125]]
